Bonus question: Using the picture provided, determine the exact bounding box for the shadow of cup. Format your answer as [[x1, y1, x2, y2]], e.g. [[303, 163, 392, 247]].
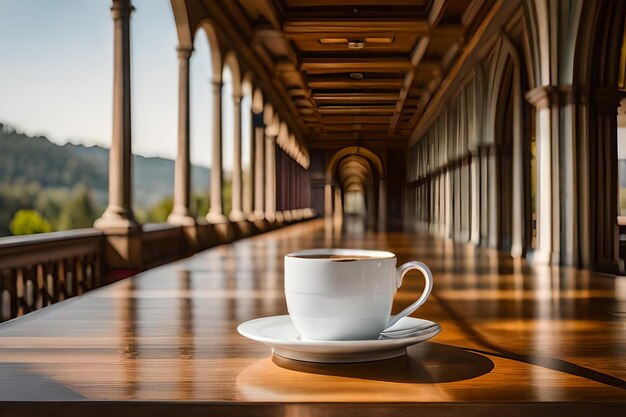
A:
[[270, 342, 494, 383]]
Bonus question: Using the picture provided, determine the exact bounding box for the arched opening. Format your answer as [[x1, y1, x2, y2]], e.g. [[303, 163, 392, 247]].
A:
[[326, 147, 384, 230], [221, 52, 242, 217], [0, 1, 113, 236], [241, 74, 255, 215], [486, 35, 530, 258], [576, 0, 625, 269], [131, 0, 178, 224], [494, 58, 515, 251], [190, 22, 221, 219], [619, 98, 626, 216]]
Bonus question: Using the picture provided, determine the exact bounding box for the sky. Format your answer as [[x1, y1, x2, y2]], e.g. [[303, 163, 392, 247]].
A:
[[0, 0, 245, 169]]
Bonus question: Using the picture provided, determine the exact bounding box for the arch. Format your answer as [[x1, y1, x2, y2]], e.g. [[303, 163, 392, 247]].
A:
[[277, 121, 289, 148], [240, 73, 255, 215], [252, 88, 264, 114], [484, 32, 527, 256], [170, 0, 193, 50], [242, 72, 254, 98], [572, 0, 626, 268], [326, 146, 384, 182], [195, 20, 222, 83], [222, 51, 242, 97]]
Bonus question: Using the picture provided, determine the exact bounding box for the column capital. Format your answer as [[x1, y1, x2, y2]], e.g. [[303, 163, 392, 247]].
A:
[[111, 0, 134, 20], [232, 93, 243, 105], [212, 80, 222, 94], [176, 46, 193, 61], [525, 85, 589, 109]]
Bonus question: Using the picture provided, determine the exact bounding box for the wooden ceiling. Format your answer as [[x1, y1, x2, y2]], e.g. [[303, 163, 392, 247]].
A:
[[235, 0, 493, 146]]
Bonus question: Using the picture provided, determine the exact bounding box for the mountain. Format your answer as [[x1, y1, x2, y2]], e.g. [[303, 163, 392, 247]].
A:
[[0, 123, 210, 209]]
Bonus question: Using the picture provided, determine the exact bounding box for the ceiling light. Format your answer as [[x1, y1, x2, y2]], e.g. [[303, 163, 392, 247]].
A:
[[319, 37, 349, 44], [365, 36, 394, 44], [348, 40, 365, 49], [350, 73, 364, 80]]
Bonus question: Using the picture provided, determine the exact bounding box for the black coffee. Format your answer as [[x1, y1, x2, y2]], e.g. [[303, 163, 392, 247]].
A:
[[295, 254, 376, 262]]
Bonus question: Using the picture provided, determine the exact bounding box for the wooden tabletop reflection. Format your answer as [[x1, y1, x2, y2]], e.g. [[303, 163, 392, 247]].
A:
[[1, 218, 625, 416]]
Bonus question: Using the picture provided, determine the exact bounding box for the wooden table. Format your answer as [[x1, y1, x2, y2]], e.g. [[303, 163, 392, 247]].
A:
[[1, 218, 625, 416]]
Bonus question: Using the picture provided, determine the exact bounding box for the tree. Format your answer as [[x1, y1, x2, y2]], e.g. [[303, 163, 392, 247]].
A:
[[191, 193, 210, 219], [56, 186, 100, 230], [147, 196, 173, 223], [9, 210, 52, 235]]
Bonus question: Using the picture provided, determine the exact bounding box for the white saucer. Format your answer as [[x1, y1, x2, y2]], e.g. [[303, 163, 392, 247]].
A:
[[237, 315, 441, 363]]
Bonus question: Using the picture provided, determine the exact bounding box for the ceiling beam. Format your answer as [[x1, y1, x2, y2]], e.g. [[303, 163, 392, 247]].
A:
[[320, 116, 392, 124], [307, 77, 404, 89], [312, 92, 400, 102], [324, 124, 389, 132], [409, 0, 505, 145], [300, 57, 413, 74], [317, 105, 396, 115], [428, 0, 448, 27], [388, 0, 450, 135], [283, 18, 430, 34]]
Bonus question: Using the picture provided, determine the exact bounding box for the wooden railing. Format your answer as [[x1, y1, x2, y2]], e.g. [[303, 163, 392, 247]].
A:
[[0, 229, 104, 322], [141, 223, 187, 269], [0, 211, 318, 323]]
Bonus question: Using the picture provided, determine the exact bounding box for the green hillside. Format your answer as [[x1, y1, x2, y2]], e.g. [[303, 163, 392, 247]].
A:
[[0, 123, 211, 236]]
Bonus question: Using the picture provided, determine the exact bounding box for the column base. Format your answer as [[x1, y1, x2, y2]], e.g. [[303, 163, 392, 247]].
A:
[[530, 249, 552, 265], [206, 211, 228, 224], [510, 243, 524, 258], [94, 207, 140, 231], [302, 208, 316, 219], [167, 211, 197, 226], [265, 212, 277, 223], [594, 258, 625, 274], [229, 210, 247, 222]]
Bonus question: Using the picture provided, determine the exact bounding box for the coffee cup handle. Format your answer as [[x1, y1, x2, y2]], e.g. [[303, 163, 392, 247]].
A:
[[387, 261, 434, 328]]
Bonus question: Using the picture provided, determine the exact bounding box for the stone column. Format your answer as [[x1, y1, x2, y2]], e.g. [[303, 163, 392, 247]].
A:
[[378, 179, 387, 231], [207, 80, 226, 222], [525, 86, 579, 264], [168, 47, 195, 226], [324, 183, 333, 218], [479, 146, 489, 244], [244, 108, 254, 217], [264, 132, 277, 221], [487, 144, 499, 248], [229, 92, 245, 221], [587, 89, 623, 271], [334, 186, 343, 221], [252, 112, 265, 219], [96, 0, 137, 231], [470, 154, 480, 244]]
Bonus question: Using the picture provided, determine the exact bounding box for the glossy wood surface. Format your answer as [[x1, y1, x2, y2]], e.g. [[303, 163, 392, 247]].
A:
[[1, 218, 625, 416]]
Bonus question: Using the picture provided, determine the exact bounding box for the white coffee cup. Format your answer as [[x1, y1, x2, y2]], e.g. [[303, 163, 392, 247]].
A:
[[284, 248, 433, 340]]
